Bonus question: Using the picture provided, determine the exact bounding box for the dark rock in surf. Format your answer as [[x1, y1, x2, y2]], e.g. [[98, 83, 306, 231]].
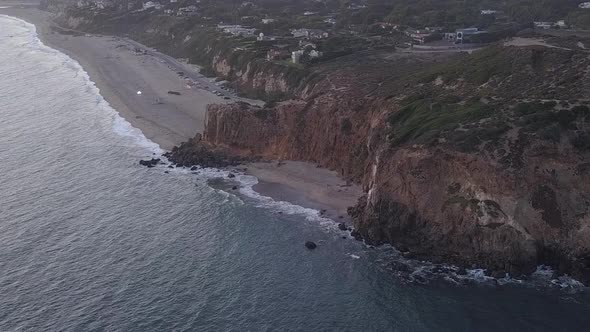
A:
[[164, 134, 251, 169], [228, 173, 236, 178], [305, 241, 317, 250], [232, 186, 238, 190], [139, 158, 160, 167], [350, 230, 363, 241], [338, 223, 347, 231]]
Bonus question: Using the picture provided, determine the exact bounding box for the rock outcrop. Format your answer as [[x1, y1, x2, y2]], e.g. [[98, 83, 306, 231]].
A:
[[163, 134, 249, 168]]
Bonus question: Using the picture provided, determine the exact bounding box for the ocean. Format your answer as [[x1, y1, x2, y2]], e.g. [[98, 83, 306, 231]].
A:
[[1, 15, 590, 331]]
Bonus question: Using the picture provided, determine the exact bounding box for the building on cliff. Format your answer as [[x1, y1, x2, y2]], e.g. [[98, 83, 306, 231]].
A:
[[291, 28, 329, 40]]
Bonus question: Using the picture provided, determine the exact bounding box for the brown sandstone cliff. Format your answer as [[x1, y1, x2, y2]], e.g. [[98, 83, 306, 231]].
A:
[[198, 45, 590, 282]]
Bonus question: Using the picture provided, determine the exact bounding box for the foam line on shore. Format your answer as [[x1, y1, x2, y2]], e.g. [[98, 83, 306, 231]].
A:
[[1, 14, 163, 155]]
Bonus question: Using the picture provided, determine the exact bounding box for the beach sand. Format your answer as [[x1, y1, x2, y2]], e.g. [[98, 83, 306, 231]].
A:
[[1, 5, 363, 221], [245, 161, 362, 220]]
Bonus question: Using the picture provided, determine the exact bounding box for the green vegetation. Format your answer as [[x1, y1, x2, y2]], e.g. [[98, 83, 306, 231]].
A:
[[388, 98, 496, 147], [419, 47, 517, 85]]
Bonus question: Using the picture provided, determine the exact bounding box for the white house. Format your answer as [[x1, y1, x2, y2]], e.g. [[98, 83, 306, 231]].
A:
[[291, 50, 304, 64], [579, 2, 590, 9], [143, 1, 160, 10], [309, 50, 322, 58], [94, 0, 114, 9], [218, 24, 257, 37], [480, 10, 498, 15], [77, 0, 90, 8], [178, 5, 198, 16], [291, 28, 328, 39], [534, 21, 554, 29], [261, 18, 275, 24]]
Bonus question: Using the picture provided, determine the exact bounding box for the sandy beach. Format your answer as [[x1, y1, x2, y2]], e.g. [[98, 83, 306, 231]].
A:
[[0, 4, 362, 220], [0, 5, 262, 150]]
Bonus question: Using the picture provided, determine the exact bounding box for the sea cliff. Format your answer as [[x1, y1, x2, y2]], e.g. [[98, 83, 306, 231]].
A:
[[50, 4, 590, 282], [199, 46, 590, 281]]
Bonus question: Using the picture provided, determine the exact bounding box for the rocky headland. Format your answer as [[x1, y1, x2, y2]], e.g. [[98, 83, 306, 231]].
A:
[[42, 2, 590, 283]]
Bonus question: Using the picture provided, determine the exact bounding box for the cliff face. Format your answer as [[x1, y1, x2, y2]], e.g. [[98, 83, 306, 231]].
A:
[[201, 45, 590, 281]]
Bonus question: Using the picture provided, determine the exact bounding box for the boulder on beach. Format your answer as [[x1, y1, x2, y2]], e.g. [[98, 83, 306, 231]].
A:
[[305, 241, 317, 250]]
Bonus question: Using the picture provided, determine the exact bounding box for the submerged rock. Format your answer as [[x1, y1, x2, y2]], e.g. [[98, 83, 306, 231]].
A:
[[305, 241, 317, 250]]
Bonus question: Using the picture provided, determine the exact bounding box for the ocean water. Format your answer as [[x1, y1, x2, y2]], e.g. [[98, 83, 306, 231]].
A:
[[1, 15, 590, 331]]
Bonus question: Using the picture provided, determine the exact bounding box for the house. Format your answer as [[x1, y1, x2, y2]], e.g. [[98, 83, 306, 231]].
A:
[[455, 28, 489, 43], [534, 21, 554, 29], [291, 28, 328, 39], [261, 18, 275, 24], [406, 28, 440, 44], [480, 10, 498, 15], [170, 0, 178, 3], [303, 11, 318, 16], [291, 50, 304, 64], [309, 50, 322, 58], [257, 33, 277, 41], [266, 48, 290, 61], [177, 5, 198, 16], [579, 2, 590, 9], [94, 0, 115, 9], [556, 20, 568, 28], [77, 0, 90, 8], [164, 9, 174, 15], [443, 32, 456, 41], [348, 3, 367, 10], [218, 24, 257, 37], [324, 18, 337, 25], [143, 1, 160, 10]]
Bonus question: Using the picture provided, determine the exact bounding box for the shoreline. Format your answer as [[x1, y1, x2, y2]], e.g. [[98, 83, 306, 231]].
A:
[[0, 5, 362, 224]]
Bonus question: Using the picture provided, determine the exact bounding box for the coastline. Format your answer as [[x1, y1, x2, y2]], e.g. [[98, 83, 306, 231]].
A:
[[0, 5, 363, 223]]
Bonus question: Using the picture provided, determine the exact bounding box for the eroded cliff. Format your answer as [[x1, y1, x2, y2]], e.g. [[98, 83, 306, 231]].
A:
[[198, 45, 590, 281]]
